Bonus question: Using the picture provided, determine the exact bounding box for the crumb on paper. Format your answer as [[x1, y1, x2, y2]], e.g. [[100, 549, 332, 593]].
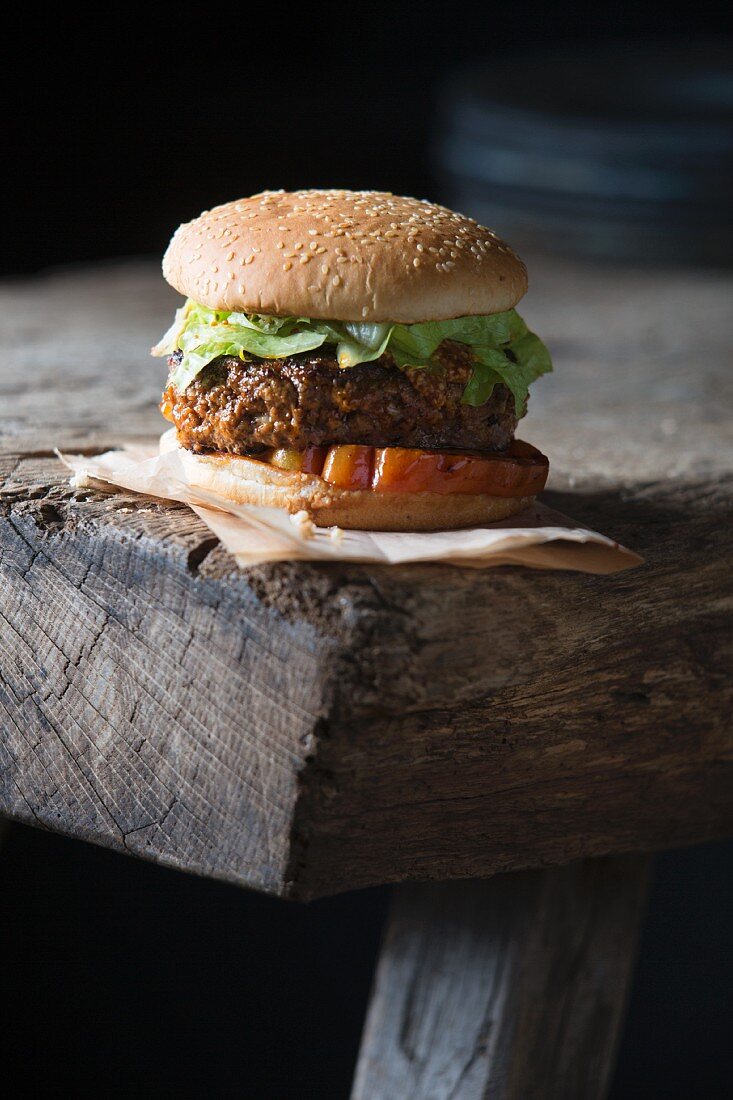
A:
[[329, 525, 344, 544], [290, 510, 316, 540], [69, 470, 93, 489]]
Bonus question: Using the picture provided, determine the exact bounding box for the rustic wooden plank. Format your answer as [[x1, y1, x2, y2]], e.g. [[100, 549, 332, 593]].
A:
[[294, 478, 733, 895], [352, 858, 650, 1100], [1, 260, 731, 897], [0, 477, 332, 891]]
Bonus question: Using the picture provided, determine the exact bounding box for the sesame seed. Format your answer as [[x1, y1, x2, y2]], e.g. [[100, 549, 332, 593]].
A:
[[283, 261, 292, 271], [332, 276, 341, 287]]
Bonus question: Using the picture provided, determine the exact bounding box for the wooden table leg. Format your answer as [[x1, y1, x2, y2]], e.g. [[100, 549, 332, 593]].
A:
[[351, 857, 650, 1100]]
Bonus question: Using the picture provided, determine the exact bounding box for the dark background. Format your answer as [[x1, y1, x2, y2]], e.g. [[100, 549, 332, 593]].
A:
[[3, 3, 731, 275], [3, 4, 732, 1097], [2, 824, 732, 1098]]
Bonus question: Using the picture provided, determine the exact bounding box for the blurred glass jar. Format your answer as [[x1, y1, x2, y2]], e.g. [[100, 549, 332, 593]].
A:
[[434, 40, 733, 265]]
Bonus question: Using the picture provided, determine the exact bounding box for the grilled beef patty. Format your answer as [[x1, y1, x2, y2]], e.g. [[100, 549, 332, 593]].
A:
[[163, 342, 520, 455]]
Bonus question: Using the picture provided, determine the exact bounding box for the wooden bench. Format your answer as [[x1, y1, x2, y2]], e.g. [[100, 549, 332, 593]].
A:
[[1, 257, 731, 1097]]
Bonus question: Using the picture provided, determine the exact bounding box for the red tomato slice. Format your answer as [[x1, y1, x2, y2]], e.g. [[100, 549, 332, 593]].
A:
[[371, 440, 549, 497], [301, 445, 328, 474], [321, 445, 374, 490], [289, 441, 548, 498]]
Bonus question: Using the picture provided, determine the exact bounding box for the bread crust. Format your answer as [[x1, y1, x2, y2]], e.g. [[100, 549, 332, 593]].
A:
[[162, 190, 527, 323]]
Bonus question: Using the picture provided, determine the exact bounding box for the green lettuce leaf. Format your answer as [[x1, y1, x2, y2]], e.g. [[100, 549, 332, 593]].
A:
[[153, 302, 329, 391], [335, 322, 394, 368], [152, 300, 552, 412], [390, 312, 517, 362], [385, 311, 551, 413], [461, 350, 509, 407]]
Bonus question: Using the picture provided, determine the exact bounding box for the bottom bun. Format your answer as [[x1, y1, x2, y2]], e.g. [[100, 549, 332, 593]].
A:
[[161, 431, 535, 532]]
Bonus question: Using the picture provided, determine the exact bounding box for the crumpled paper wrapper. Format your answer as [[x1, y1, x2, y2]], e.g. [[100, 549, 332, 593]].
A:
[[60, 436, 642, 573]]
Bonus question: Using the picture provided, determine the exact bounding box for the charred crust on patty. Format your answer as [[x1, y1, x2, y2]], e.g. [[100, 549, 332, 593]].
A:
[[163, 342, 521, 456]]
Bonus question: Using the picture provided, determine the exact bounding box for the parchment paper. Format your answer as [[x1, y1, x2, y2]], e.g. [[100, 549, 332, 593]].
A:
[[60, 437, 642, 573]]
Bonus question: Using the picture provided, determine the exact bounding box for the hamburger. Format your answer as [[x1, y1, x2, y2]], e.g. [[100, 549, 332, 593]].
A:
[[153, 190, 552, 531]]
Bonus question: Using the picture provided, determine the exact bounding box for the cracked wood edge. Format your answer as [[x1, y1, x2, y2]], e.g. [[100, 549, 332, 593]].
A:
[[351, 858, 650, 1100], [1, 261, 732, 897], [0, 453, 398, 896], [291, 477, 733, 897], [0, 460, 345, 893], [2, 453, 733, 898]]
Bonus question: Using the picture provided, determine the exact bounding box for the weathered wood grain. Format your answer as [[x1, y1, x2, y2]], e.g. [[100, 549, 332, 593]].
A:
[[352, 859, 650, 1100], [0, 468, 329, 890], [1, 259, 731, 897]]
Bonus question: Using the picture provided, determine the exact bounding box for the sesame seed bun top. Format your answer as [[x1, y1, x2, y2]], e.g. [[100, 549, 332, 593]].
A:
[[161, 190, 528, 323]]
